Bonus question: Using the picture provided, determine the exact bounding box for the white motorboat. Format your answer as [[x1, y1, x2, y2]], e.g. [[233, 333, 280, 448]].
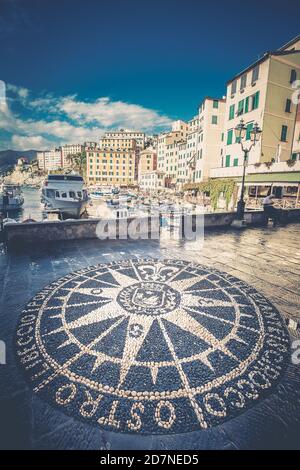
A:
[[41, 174, 89, 218], [0, 184, 24, 212]]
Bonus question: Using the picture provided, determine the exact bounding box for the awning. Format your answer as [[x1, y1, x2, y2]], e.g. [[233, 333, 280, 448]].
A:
[[236, 172, 300, 184]]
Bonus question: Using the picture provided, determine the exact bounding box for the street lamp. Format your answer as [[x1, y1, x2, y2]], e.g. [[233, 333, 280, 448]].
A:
[[235, 119, 262, 220]]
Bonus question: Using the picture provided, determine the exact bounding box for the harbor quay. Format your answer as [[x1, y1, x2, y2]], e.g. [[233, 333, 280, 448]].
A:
[[0, 222, 300, 450]]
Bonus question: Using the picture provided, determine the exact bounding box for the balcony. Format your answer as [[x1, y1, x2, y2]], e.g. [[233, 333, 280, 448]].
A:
[[210, 160, 300, 179], [247, 160, 300, 174]]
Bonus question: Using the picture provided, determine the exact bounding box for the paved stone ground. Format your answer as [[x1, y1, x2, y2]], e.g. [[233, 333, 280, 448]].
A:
[[0, 223, 300, 450]]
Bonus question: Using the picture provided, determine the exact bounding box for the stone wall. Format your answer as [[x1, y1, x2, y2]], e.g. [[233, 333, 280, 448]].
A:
[[3, 209, 300, 249]]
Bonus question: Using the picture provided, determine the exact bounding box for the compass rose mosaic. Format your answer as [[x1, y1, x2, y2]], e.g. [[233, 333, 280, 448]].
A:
[[16, 259, 290, 434]]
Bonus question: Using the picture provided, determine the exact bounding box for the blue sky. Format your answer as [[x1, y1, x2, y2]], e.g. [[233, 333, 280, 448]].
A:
[[0, 0, 299, 150]]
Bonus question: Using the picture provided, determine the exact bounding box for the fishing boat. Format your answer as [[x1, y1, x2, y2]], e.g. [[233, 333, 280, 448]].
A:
[[0, 184, 24, 212], [41, 174, 89, 218]]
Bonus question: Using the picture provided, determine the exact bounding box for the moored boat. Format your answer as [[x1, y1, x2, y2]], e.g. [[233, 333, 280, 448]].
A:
[[0, 184, 24, 212], [41, 174, 89, 218]]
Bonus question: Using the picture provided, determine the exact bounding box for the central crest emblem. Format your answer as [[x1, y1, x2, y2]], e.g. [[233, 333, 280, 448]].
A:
[[132, 285, 166, 309], [117, 281, 181, 315]]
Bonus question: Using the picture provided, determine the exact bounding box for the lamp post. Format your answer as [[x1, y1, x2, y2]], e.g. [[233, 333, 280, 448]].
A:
[[234, 119, 262, 220]]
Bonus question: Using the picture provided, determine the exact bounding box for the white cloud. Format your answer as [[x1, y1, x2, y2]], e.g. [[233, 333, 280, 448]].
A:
[[1, 83, 173, 150], [11, 135, 52, 151], [59, 96, 172, 131], [6, 83, 29, 101]]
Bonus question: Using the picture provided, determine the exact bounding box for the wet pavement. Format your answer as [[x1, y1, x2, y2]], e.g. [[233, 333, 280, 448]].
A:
[[0, 223, 300, 450]]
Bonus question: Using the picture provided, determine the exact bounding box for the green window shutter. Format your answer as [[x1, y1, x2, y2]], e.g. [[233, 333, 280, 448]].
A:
[[212, 115, 218, 124], [245, 97, 249, 113], [292, 153, 297, 160], [233, 158, 239, 167], [246, 122, 254, 140], [213, 100, 219, 108], [281, 125, 288, 142], [253, 91, 260, 109], [221, 132, 224, 142], [225, 155, 231, 167], [237, 99, 244, 115], [229, 104, 235, 120], [227, 129, 233, 145]]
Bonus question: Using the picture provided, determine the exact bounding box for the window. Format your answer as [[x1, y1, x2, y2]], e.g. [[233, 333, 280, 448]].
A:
[[213, 100, 219, 108], [212, 115, 218, 124], [46, 189, 55, 198], [221, 132, 224, 142], [252, 91, 260, 110], [246, 122, 254, 140], [227, 130, 233, 145], [233, 158, 239, 167], [290, 69, 297, 84], [245, 96, 249, 113], [240, 73, 247, 90], [285, 99, 292, 113], [252, 65, 259, 83], [280, 125, 288, 142], [225, 155, 231, 167], [292, 153, 297, 161], [231, 80, 237, 95], [55, 191, 60, 198], [69, 191, 76, 199], [237, 99, 244, 116], [229, 104, 235, 120], [61, 192, 67, 198]]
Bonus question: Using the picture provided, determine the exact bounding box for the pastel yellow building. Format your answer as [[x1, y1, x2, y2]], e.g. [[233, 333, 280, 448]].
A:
[[138, 148, 157, 181], [211, 35, 300, 179], [86, 149, 136, 186], [99, 137, 137, 150]]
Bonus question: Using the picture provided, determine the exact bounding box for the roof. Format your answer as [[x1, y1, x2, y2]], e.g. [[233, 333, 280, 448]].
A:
[[198, 96, 226, 109], [226, 36, 300, 85], [277, 34, 300, 51]]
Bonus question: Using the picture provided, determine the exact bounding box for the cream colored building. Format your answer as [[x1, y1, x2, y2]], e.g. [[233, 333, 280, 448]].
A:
[[157, 121, 188, 185], [102, 130, 145, 149], [86, 149, 136, 186], [175, 99, 225, 187], [99, 137, 137, 151], [139, 170, 165, 192], [177, 141, 188, 187], [138, 148, 157, 181], [37, 149, 62, 172], [211, 35, 300, 179], [193, 97, 226, 182], [292, 105, 300, 159]]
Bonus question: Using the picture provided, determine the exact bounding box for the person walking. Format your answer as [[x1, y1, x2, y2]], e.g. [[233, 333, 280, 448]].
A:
[[262, 194, 281, 226]]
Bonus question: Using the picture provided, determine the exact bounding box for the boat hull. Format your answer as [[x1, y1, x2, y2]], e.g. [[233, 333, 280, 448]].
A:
[[44, 198, 88, 218]]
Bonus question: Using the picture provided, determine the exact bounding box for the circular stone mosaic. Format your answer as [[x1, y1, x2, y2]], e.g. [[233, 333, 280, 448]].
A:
[[16, 259, 290, 434]]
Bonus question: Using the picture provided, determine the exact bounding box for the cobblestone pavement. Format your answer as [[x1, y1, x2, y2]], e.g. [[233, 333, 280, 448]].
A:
[[0, 223, 300, 450]]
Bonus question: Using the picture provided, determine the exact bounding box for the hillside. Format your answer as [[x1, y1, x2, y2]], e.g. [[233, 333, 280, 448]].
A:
[[0, 149, 38, 173]]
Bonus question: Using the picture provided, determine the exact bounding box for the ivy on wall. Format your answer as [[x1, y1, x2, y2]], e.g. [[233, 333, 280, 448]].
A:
[[183, 179, 236, 211]]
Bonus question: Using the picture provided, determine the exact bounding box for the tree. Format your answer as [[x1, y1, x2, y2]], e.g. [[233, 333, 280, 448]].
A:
[[66, 152, 86, 176]]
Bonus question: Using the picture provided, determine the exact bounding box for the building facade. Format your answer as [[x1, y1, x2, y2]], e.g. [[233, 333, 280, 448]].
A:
[[138, 148, 157, 181], [193, 97, 226, 183], [157, 121, 188, 185], [139, 170, 165, 192], [86, 148, 136, 186], [37, 149, 62, 172], [102, 130, 145, 149], [211, 37, 300, 179]]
